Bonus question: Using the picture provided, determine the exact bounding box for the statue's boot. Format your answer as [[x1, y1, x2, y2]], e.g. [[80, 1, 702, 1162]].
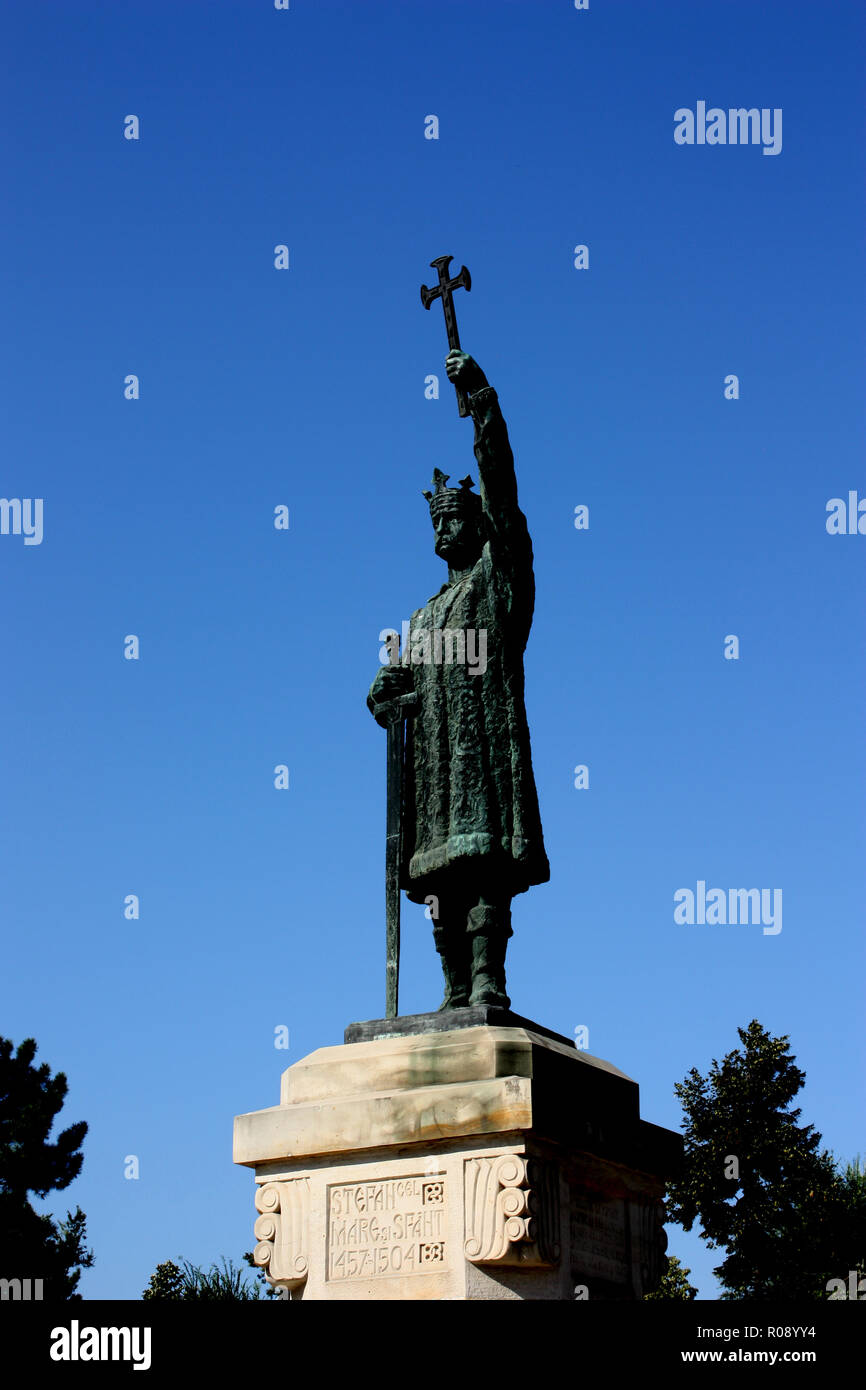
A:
[[433, 925, 471, 1010], [467, 904, 512, 1009]]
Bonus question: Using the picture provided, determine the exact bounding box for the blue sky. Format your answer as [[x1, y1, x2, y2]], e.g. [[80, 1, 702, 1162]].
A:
[[1, 0, 863, 1299]]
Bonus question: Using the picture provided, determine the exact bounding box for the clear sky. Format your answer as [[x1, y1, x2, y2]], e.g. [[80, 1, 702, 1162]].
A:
[[1, 0, 863, 1300]]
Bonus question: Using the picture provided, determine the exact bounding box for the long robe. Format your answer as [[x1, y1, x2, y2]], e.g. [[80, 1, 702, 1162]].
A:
[[401, 384, 550, 903]]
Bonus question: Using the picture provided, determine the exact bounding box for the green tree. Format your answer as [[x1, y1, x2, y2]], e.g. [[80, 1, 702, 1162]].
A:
[[0, 1036, 93, 1299], [831, 1156, 866, 1291], [141, 1259, 186, 1300], [142, 1256, 268, 1301], [666, 1020, 862, 1299], [840, 1156, 866, 1246], [644, 1253, 698, 1300]]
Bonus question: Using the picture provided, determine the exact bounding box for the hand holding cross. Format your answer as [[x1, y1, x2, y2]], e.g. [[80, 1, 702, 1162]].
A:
[[445, 349, 488, 398]]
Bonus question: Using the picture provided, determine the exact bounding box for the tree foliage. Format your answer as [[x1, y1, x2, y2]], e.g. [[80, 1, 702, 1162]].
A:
[[643, 1254, 698, 1300], [0, 1036, 93, 1299], [141, 1259, 187, 1300], [666, 1020, 864, 1299], [142, 1256, 270, 1301]]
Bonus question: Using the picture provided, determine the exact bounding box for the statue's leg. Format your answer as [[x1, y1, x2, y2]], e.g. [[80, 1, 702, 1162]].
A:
[[466, 891, 513, 1009], [432, 892, 472, 1011]]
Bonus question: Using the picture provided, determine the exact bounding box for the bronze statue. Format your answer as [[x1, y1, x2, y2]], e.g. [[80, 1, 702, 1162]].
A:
[[368, 331, 549, 1014]]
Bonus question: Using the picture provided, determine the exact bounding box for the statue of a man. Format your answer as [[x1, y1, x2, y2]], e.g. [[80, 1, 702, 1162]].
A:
[[368, 350, 549, 1010]]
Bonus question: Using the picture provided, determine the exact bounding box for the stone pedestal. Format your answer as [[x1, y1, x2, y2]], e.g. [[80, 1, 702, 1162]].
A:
[[233, 1016, 681, 1301]]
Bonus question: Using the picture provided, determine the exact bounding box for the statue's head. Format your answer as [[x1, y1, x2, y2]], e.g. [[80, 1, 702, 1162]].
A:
[[423, 469, 483, 568]]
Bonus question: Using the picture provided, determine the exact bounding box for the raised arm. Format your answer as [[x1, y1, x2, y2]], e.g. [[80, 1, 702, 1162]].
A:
[[445, 351, 534, 619]]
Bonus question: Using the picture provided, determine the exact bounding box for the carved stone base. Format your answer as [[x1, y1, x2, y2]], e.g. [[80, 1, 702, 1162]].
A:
[[233, 1024, 680, 1301]]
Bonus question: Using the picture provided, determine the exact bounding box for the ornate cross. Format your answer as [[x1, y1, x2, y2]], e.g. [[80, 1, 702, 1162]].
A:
[[420, 255, 472, 416]]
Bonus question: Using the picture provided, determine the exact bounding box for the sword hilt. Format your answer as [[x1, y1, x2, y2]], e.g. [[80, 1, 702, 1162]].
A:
[[379, 691, 418, 725]]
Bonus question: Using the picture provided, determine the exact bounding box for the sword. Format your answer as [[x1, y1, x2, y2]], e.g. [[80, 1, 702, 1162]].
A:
[[380, 689, 417, 1019]]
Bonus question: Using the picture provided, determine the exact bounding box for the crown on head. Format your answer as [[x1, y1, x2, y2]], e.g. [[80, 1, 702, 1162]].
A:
[[422, 469, 482, 519]]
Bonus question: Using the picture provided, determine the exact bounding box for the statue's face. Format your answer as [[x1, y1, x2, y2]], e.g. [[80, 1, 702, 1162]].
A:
[[433, 510, 482, 568]]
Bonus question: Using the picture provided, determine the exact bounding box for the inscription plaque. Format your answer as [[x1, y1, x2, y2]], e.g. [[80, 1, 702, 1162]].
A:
[[327, 1175, 446, 1282]]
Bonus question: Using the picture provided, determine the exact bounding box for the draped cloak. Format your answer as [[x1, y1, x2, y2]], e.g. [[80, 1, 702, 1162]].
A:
[[401, 385, 550, 903]]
